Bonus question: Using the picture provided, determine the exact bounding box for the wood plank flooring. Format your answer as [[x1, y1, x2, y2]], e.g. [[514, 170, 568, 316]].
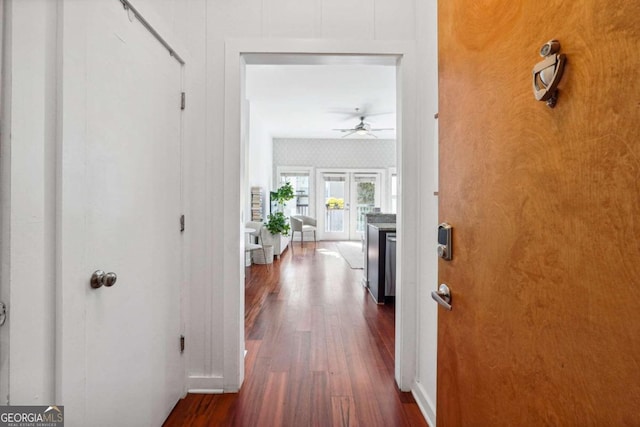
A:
[[163, 242, 428, 427]]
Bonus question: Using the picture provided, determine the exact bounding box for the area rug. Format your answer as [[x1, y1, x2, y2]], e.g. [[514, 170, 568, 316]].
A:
[[336, 241, 364, 269]]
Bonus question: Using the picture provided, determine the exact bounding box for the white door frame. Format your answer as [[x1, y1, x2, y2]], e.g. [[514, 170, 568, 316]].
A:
[[223, 39, 421, 392]]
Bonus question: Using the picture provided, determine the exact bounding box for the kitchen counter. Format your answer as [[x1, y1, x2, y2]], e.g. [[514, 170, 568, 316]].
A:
[[366, 223, 397, 303], [368, 223, 397, 231]]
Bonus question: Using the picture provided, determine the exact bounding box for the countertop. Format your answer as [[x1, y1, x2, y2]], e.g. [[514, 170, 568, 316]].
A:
[[368, 223, 397, 231]]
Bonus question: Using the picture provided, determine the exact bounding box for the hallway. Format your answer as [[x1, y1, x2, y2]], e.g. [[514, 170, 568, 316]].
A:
[[164, 242, 427, 426]]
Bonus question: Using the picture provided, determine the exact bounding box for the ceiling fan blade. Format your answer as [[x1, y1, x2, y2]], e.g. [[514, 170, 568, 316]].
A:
[[370, 128, 395, 131], [333, 129, 353, 132], [366, 132, 379, 138], [362, 111, 394, 117], [341, 130, 357, 138]]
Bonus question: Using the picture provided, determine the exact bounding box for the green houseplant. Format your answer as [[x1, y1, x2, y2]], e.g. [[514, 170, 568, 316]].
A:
[[270, 181, 295, 207], [265, 182, 295, 236], [265, 211, 290, 236], [264, 182, 295, 257]]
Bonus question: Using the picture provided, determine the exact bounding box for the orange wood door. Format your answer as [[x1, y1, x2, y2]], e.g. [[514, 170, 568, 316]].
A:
[[437, 1, 640, 425]]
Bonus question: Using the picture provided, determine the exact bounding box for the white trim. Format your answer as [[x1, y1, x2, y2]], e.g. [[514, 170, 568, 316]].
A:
[[393, 46, 420, 391], [223, 38, 420, 394], [187, 375, 225, 392], [5, 0, 58, 405], [187, 389, 224, 394], [412, 381, 436, 427]]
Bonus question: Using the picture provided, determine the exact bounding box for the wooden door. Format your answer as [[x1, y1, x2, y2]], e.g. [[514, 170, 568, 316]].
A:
[[78, 3, 183, 425], [437, 1, 640, 425]]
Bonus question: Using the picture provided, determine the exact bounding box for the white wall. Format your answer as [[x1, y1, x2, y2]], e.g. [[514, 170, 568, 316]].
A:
[[247, 104, 273, 221], [273, 138, 396, 172], [2, 0, 57, 405]]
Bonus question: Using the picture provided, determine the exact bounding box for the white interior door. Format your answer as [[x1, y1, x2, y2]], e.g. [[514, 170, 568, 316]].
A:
[[349, 173, 381, 240], [81, 4, 183, 425], [318, 172, 350, 240]]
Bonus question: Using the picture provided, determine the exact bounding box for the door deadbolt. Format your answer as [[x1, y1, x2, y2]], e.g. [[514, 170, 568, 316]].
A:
[[437, 223, 452, 260], [90, 270, 118, 289]]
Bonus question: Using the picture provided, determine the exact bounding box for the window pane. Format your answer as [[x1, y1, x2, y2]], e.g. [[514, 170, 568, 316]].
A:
[[324, 175, 345, 232], [355, 176, 376, 233], [280, 173, 310, 215]]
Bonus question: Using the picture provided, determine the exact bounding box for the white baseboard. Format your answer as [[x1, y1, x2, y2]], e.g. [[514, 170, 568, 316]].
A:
[[187, 375, 225, 392], [412, 381, 436, 427], [187, 388, 224, 394]]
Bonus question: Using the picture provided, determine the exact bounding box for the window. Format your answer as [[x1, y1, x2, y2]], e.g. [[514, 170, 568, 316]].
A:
[[278, 170, 311, 216]]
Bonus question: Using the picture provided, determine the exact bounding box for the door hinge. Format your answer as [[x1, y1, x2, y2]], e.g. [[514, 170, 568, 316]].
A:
[[180, 92, 186, 110], [180, 335, 185, 353], [180, 215, 185, 232], [0, 302, 6, 326]]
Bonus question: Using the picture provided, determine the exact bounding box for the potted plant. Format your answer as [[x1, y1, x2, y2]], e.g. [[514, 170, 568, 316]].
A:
[[264, 211, 290, 237], [264, 182, 295, 258], [270, 181, 295, 210]]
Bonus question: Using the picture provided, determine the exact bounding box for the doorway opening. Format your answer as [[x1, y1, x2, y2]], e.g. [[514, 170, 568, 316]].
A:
[[223, 41, 423, 397], [241, 53, 401, 384]]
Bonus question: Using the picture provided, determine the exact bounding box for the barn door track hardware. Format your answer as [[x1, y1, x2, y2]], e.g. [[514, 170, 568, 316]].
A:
[[532, 40, 566, 108]]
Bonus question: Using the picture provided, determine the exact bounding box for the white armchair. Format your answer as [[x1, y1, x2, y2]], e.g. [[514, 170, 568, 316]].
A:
[[290, 215, 317, 245], [245, 221, 271, 268]]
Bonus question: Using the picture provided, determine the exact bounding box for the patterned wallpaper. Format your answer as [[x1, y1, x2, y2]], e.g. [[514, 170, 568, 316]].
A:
[[273, 138, 396, 169]]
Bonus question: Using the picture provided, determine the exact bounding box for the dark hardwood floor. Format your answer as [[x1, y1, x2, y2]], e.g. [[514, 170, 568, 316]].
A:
[[164, 241, 428, 427]]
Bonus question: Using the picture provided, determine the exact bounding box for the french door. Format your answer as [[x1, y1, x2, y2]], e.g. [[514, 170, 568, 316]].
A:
[[317, 171, 382, 240], [319, 173, 350, 240], [350, 173, 381, 240]]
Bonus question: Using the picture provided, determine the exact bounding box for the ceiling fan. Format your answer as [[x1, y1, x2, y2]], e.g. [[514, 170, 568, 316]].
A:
[[332, 115, 394, 138]]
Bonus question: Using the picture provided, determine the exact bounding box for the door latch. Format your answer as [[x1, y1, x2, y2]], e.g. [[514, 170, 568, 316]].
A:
[[431, 284, 452, 311]]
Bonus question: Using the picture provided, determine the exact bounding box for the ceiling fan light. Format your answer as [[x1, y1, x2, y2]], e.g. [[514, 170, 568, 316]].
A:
[[356, 129, 368, 135]]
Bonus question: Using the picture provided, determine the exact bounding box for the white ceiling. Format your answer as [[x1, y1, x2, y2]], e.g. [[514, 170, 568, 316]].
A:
[[245, 64, 396, 139]]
